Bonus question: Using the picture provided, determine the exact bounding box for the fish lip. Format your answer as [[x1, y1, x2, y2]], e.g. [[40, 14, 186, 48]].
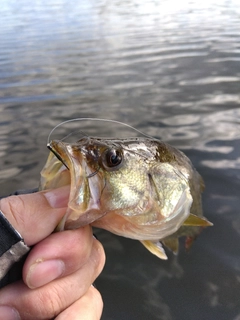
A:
[[47, 141, 69, 169], [64, 209, 108, 229], [47, 139, 107, 228]]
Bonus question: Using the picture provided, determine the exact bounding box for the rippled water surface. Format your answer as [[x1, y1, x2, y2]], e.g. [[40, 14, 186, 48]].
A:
[[1, 0, 240, 319]]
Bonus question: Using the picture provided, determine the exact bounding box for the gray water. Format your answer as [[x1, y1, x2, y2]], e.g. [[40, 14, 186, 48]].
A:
[[1, 0, 240, 319]]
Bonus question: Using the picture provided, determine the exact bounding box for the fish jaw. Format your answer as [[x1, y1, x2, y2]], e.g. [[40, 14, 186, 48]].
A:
[[39, 151, 71, 190], [46, 140, 107, 229]]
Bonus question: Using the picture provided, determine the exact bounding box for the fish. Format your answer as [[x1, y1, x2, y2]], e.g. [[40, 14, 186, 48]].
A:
[[40, 121, 212, 259]]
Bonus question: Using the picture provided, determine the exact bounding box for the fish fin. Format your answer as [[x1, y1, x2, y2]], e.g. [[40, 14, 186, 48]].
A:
[[185, 236, 197, 251], [162, 238, 179, 254], [183, 214, 213, 227], [140, 240, 168, 260]]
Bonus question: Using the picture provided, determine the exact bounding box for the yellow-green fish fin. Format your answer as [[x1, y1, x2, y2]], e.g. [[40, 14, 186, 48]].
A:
[[162, 238, 179, 254], [140, 240, 168, 260], [183, 214, 213, 227]]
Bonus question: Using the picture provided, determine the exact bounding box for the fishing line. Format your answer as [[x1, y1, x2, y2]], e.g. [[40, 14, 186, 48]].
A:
[[60, 129, 89, 142], [47, 118, 157, 144], [112, 139, 151, 161]]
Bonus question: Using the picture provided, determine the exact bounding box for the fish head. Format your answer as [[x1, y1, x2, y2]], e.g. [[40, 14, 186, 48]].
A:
[[40, 137, 193, 241]]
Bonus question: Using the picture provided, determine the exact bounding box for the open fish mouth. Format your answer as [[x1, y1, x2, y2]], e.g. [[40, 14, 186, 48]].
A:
[[41, 139, 108, 230]]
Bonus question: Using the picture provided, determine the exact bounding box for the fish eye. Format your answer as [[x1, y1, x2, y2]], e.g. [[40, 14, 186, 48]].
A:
[[102, 148, 123, 170]]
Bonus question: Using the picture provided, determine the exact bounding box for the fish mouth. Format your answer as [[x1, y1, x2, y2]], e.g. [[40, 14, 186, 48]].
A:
[[47, 140, 107, 230], [47, 142, 69, 170]]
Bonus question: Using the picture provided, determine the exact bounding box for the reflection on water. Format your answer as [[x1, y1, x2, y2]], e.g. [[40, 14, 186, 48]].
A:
[[1, 0, 240, 319], [202, 156, 240, 169]]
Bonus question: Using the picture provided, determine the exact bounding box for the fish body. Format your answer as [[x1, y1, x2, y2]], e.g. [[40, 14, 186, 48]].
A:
[[40, 136, 211, 259]]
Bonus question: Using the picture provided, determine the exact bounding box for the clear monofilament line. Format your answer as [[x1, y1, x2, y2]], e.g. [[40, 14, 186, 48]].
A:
[[47, 118, 156, 144]]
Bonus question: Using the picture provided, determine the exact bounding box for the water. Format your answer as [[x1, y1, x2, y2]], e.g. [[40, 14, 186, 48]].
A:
[[1, 0, 240, 319]]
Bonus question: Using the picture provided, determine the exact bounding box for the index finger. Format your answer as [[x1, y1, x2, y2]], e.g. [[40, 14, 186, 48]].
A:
[[0, 186, 70, 246]]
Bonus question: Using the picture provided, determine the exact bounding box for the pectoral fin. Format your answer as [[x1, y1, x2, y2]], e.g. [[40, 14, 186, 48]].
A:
[[183, 214, 213, 227], [140, 240, 168, 260]]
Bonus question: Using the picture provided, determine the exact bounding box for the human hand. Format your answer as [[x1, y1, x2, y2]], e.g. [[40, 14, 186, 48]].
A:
[[0, 186, 105, 319]]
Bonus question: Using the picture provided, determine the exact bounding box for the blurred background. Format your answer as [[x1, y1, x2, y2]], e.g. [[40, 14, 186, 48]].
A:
[[1, 0, 240, 319]]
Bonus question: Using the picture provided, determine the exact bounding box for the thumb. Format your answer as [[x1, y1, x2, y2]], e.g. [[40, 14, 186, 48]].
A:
[[0, 186, 70, 246]]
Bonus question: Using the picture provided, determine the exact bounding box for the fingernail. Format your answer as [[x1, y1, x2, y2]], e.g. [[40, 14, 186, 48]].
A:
[[44, 185, 70, 208], [0, 306, 20, 320], [26, 259, 65, 289]]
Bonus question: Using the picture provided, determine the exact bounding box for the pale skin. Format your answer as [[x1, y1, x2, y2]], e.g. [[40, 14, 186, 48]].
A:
[[0, 186, 105, 320]]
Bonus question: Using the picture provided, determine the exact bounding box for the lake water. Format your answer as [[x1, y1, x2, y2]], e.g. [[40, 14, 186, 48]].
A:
[[1, 0, 240, 319]]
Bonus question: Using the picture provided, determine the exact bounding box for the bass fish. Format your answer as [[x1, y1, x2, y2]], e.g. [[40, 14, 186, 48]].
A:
[[40, 121, 212, 259]]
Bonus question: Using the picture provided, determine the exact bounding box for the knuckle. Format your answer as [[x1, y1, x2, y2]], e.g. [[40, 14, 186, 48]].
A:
[[0, 195, 26, 230], [34, 283, 67, 317]]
